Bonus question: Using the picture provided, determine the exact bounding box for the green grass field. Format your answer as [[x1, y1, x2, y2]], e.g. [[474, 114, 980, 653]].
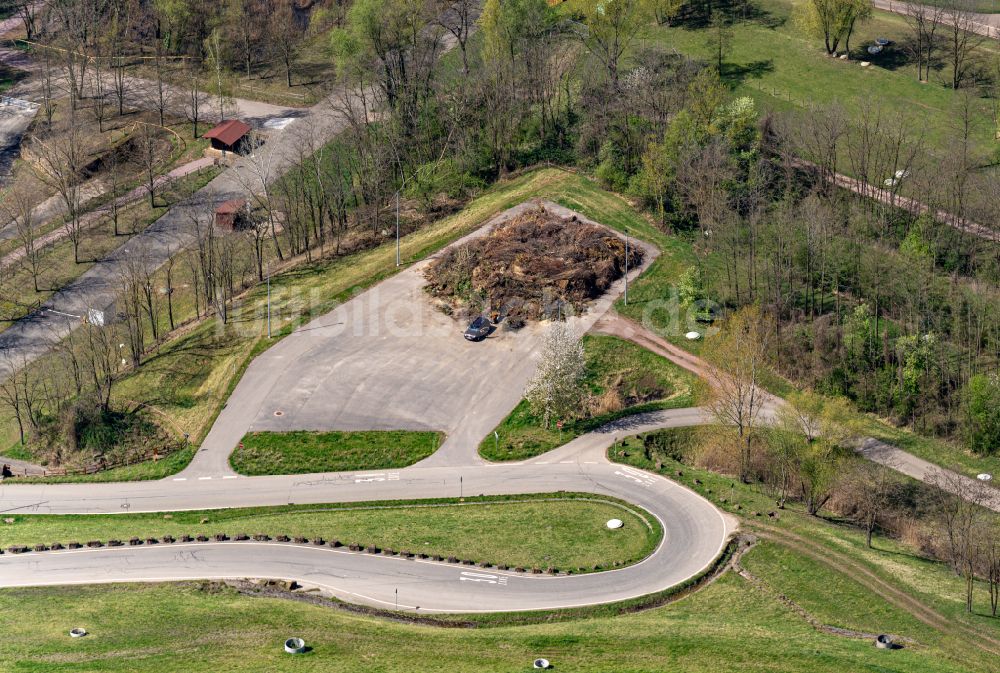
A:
[[0, 561, 985, 673], [0, 494, 658, 572], [647, 0, 999, 160], [480, 334, 700, 461], [229, 431, 444, 475]]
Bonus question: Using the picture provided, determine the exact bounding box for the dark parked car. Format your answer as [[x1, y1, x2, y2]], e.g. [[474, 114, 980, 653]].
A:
[[464, 315, 493, 341]]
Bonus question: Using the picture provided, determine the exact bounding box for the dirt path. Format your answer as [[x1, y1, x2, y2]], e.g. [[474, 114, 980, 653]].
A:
[[755, 521, 1000, 658], [789, 158, 1000, 244], [590, 312, 1000, 509], [732, 534, 918, 645], [873, 0, 1000, 39]]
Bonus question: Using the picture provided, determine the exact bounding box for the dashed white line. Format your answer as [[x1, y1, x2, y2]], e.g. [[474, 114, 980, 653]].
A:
[[172, 478, 186, 481], [222, 476, 238, 480], [197, 477, 212, 481]]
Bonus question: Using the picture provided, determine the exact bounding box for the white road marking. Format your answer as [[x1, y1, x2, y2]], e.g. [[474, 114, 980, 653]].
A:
[[354, 473, 386, 483], [615, 470, 646, 485], [222, 476, 238, 480], [172, 478, 186, 481], [459, 571, 508, 586], [620, 465, 659, 484], [559, 460, 574, 464], [197, 477, 212, 481]]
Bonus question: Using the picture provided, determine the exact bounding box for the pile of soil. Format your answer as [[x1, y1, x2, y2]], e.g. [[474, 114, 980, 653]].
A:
[[424, 205, 642, 325]]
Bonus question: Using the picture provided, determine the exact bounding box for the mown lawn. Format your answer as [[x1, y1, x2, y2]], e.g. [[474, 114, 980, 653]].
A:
[[860, 417, 1000, 482], [0, 494, 657, 573], [229, 430, 443, 475], [0, 567, 984, 673], [480, 335, 700, 461], [646, 0, 999, 160]]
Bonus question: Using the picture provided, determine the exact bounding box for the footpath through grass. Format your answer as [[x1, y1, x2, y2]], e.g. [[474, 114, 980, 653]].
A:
[[480, 334, 700, 461], [0, 493, 657, 573], [229, 430, 443, 475]]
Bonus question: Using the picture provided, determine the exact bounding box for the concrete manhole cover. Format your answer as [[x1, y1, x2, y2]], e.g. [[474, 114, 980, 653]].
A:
[[978, 473, 992, 481], [69, 628, 87, 638], [533, 659, 551, 669], [284, 637, 306, 654], [606, 519, 624, 530], [685, 331, 701, 340], [274, 410, 284, 417]]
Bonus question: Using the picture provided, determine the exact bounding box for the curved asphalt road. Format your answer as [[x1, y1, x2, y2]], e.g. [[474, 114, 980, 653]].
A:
[[0, 408, 734, 613]]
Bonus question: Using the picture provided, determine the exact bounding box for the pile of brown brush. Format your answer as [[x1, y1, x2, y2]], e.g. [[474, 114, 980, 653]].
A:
[[424, 205, 642, 326]]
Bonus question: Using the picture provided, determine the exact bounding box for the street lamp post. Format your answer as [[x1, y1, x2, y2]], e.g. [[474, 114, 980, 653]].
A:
[[624, 228, 629, 306]]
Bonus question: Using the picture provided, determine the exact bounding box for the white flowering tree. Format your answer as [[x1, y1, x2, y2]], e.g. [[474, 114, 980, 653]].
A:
[[525, 322, 587, 428]]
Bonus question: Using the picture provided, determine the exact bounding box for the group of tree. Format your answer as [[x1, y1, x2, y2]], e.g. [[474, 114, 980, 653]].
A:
[[14, 0, 324, 91], [698, 306, 1000, 614]]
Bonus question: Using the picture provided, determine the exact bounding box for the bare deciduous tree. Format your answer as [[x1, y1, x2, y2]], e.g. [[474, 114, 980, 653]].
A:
[[929, 468, 990, 612], [134, 122, 162, 208], [705, 305, 772, 483], [905, 1, 944, 83], [232, 132, 284, 262], [3, 182, 42, 292], [941, 0, 985, 90], [0, 352, 44, 445], [849, 459, 897, 547], [29, 119, 86, 264], [270, 1, 301, 88]]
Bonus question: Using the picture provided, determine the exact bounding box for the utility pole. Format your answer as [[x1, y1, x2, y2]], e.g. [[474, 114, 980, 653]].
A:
[[266, 262, 271, 339], [395, 191, 400, 267]]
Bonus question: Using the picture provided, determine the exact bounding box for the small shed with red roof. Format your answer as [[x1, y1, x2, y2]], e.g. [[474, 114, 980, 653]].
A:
[[215, 198, 248, 230], [203, 119, 253, 154]]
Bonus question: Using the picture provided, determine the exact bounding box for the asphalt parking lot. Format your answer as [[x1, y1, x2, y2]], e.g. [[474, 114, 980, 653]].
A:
[[188, 200, 656, 474]]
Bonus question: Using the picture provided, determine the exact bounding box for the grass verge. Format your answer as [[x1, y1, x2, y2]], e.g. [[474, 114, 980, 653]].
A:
[[479, 334, 700, 461], [8, 446, 196, 484], [646, 0, 998, 160]]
